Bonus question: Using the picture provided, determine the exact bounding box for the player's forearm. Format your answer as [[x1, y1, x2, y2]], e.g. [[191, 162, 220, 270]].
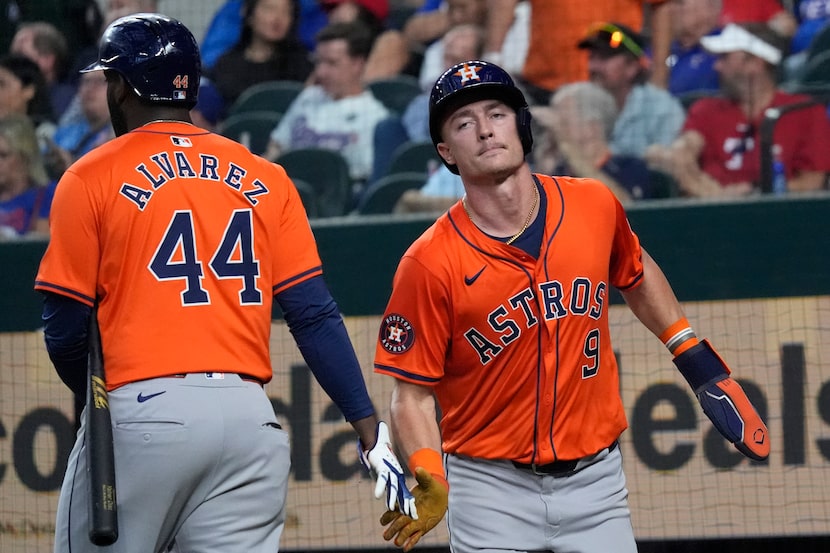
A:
[[648, 1, 671, 88], [263, 139, 282, 162], [352, 414, 382, 450], [560, 148, 633, 204], [278, 277, 376, 422], [659, 133, 727, 197], [484, 0, 518, 54], [619, 249, 686, 338], [389, 381, 442, 464], [786, 170, 826, 192], [402, 10, 449, 46], [41, 291, 92, 396], [394, 191, 457, 214]]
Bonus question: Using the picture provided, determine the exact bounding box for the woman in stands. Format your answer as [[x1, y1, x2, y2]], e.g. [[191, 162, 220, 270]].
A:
[[208, 0, 314, 106], [0, 115, 56, 238]]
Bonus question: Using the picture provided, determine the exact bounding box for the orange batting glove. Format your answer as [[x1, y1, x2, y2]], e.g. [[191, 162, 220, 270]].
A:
[[380, 467, 448, 552]]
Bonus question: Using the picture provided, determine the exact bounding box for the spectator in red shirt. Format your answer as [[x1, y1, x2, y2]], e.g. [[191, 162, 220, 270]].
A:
[[646, 23, 830, 197]]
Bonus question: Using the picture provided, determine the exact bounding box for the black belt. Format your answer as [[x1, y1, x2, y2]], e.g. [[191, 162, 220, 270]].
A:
[[512, 441, 618, 477], [170, 372, 265, 385]]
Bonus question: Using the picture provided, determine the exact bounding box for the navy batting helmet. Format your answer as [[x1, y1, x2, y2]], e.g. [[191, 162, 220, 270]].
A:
[[428, 60, 532, 174], [82, 13, 200, 107]]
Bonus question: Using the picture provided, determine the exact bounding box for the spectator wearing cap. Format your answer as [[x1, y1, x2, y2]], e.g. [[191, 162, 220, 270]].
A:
[[578, 21, 685, 159], [646, 22, 830, 197], [482, 1, 672, 104]]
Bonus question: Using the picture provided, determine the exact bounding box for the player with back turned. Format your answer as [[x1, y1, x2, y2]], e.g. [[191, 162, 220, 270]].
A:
[[34, 13, 414, 553], [373, 60, 770, 552]]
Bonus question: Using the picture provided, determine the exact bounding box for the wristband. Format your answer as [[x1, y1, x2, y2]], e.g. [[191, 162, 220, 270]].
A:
[[673, 339, 730, 391], [660, 317, 699, 356], [408, 448, 448, 490]]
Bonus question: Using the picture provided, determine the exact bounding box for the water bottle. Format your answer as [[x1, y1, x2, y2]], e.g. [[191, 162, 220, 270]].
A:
[[771, 144, 787, 196]]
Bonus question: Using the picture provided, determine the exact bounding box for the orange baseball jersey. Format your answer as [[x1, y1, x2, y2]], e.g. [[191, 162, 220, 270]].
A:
[[35, 121, 322, 390], [374, 175, 644, 464]]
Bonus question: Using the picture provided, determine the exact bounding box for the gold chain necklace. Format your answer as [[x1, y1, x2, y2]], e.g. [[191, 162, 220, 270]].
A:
[[463, 185, 539, 245]]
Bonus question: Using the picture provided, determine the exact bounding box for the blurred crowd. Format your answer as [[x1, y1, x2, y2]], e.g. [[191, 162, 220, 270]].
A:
[[1, 0, 829, 235]]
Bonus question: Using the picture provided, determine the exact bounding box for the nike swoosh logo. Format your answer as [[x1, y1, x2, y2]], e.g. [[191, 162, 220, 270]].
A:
[[137, 391, 167, 403], [464, 266, 486, 286]]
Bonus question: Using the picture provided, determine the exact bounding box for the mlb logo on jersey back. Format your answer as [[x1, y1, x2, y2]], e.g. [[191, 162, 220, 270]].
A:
[[173, 90, 187, 100], [171, 136, 192, 147]]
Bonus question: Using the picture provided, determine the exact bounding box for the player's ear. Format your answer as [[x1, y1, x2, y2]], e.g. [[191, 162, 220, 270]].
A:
[[104, 70, 129, 104], [436, 142, 454, 166]]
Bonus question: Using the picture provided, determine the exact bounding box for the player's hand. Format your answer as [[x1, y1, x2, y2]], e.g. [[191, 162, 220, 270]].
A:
[[380, 467, 448, 552], [673, 339, 769, 461], [358, 421, 417, 518]]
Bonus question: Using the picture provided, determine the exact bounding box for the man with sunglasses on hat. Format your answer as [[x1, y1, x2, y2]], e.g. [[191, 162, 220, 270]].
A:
[[578, 21, 685, 160], [482, 1, 673, 103]]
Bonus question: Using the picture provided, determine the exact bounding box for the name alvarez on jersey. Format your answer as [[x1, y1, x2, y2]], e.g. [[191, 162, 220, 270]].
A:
[[119, 143, 269, 211]]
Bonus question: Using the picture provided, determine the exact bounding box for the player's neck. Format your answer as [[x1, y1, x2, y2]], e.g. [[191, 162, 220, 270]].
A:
[[144, 119, 195, 126], [462, 174, 540, 241]]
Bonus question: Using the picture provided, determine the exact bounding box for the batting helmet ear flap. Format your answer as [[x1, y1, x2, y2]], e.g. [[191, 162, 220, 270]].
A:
[[516, 104, 533, 154]]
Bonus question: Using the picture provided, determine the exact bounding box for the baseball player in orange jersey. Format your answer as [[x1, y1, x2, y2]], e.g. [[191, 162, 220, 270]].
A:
[[34, 14, 414, 553], [373, 60, 770, 552]]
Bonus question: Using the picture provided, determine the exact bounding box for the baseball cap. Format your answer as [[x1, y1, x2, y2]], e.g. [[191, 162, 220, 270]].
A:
[[319, 0, 389, 23], [699, 23, 782, 64], [578, 22, 647, 59]]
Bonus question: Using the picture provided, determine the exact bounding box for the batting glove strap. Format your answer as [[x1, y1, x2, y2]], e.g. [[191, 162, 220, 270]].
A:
[[672, 339, 730, 392], [358, 421, 418, 519]]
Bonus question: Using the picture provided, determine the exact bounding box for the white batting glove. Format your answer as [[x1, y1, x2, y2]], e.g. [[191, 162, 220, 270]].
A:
[[358, 421, 418, 519]]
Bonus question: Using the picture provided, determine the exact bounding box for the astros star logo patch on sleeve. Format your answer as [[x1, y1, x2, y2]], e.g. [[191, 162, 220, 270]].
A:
[[379, 314, 415, 354]]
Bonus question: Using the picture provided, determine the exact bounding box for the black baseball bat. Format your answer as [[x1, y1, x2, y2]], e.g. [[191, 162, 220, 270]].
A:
[[87, 307, 118, 545]]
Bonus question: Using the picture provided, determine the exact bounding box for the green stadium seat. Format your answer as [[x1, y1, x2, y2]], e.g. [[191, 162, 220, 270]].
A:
[[228, 80, 304, 116], [276, 148, 353, 217], [218, 111, 282, 155], [354, 171, 426, 215]]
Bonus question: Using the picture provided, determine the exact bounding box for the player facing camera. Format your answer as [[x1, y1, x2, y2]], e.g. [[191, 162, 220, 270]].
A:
[[428, 60, 533, 174]]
